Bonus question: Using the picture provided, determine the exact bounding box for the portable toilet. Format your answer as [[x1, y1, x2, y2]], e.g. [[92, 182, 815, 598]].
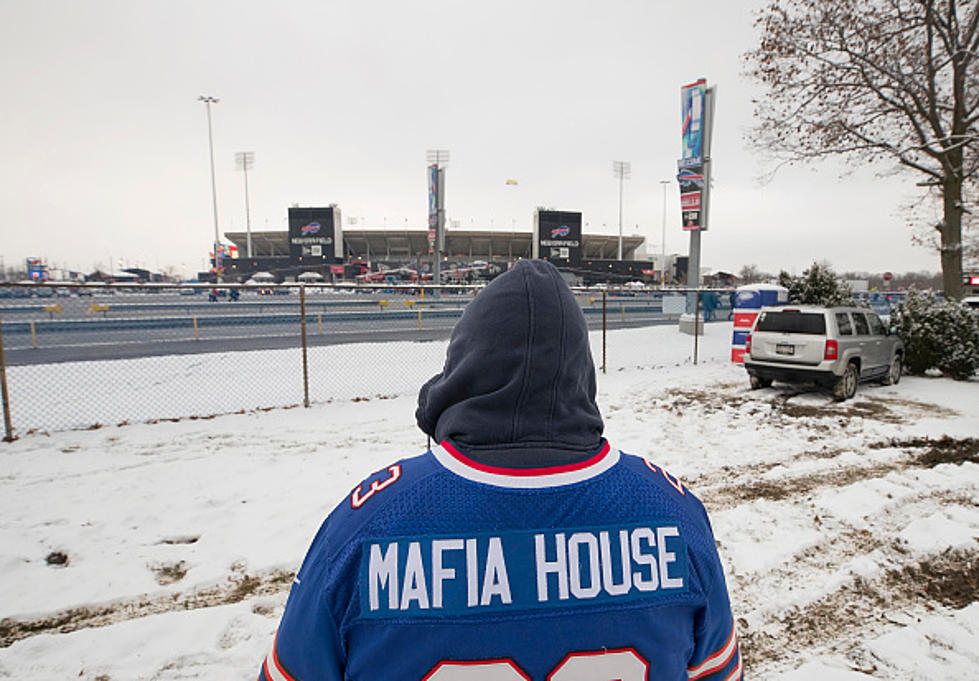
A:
[[731, 284, 788, 363]]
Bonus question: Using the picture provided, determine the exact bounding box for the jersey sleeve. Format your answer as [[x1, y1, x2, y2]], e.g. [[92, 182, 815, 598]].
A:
[[685, 512, 743, 681], [257, 525, 345, 681]]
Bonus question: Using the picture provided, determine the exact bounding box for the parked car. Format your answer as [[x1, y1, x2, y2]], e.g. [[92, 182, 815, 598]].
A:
[[744, 305, 904, 401]]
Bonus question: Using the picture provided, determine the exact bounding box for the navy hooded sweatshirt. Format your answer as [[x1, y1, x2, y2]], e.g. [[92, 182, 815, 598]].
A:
[[415, 258, 604, 468]]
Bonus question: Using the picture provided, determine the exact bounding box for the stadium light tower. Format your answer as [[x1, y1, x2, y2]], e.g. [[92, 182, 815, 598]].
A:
[[198, 95, 221, 281], [235, 152, 255, 258], [612, 160, 631, 260]]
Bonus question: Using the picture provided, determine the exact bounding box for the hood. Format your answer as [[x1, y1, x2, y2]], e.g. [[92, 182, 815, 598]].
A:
[[416, 259, 604, 466]]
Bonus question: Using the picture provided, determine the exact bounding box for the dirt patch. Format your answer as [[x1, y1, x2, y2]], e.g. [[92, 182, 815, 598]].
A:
[[0, 567, 295, 648], [870, 436, 979, 468], [699, 436, 978, 510], [741, 547, 979, 673], [150, 561, 187, 585], [891, 550, 979, 610], [659, 387, 956, 427], [705, 462, 903, 510]]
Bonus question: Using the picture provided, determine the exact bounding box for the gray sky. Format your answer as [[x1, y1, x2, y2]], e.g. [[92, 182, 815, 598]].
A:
[[0, 0, 941, 279]]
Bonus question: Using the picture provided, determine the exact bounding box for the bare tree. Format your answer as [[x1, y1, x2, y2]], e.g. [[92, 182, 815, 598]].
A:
[[744, 0, 979, 299], [737, 263, 773, 283]]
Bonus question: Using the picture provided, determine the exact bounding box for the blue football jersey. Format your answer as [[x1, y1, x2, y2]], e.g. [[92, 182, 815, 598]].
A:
[[259, 440, 742, 681]]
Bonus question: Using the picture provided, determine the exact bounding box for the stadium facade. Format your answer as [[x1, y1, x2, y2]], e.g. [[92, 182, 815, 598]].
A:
[[209, 206, 677, 284]]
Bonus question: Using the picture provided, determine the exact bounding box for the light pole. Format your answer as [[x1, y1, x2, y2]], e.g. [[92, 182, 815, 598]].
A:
[[198, 95, 221, 282], [659, 179, 670, 285], [612, 161, 631, 260], [235, 152, 255, 258]]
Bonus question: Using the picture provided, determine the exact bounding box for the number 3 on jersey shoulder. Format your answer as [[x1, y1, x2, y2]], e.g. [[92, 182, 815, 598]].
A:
[[424, 648, 649, 680], [350, 465, 402, 509]]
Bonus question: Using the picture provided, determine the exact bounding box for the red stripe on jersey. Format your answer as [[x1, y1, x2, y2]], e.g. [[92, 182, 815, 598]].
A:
[[688, 621, 738, 680], [268, 631, 299, 681], [440, 439, 611, 477]]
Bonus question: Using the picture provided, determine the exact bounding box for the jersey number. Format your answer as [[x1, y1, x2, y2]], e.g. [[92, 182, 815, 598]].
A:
[[424, 648, 649, 680]]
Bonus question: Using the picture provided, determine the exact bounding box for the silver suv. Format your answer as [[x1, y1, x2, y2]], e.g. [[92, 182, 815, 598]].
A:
[[744, 305, 904, 401]]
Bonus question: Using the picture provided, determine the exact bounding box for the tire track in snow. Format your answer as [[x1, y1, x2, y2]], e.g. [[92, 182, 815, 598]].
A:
[[0, 567, 295, 649]]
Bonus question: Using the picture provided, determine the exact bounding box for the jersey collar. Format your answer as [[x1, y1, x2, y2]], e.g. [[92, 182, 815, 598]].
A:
[[432, 439, 618, 489]]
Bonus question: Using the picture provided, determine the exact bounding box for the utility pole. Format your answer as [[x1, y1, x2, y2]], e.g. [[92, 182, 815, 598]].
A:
[[198, 95, 221, 282], [235, 152, 255, 258], [612, 161, 631, 260]]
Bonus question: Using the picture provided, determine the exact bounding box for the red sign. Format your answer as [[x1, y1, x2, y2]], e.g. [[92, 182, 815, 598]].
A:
[[883, 271, 893, 282], [733, 311, 759, 329], [680, 192, 701, 211], [330, 265, 344, 274]]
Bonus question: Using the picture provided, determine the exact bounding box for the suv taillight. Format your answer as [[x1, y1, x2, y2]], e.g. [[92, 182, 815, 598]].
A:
[[745, 333, 752, 353], [824, 339, 838, 360]]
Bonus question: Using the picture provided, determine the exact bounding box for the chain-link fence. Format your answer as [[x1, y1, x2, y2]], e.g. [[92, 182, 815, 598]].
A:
[[0, 282, 727, 440]]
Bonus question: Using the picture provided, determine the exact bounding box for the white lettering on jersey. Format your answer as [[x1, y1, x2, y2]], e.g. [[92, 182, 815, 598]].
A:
[[401, 541, 430, 610], [480, 537, 513, 605], [432, 539, 464, 608], [535, 532, 569, 601], [365, 525, 685, 616], [369, 542, 399, 611]]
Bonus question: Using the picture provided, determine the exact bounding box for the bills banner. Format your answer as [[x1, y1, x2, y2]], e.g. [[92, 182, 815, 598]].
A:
[[680, 79, 706, 168], [678, 79, 709, 231], [677, 168, 704, 231], [428, 164, 438, 253]]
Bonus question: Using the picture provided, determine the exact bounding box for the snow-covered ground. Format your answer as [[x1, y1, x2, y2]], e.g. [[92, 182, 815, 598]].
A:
[[0, 322, 976, 679]]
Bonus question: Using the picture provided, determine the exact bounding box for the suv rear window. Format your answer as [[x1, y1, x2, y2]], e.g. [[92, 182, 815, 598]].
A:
[[835, 312, 853, 335], [852, 312, 870, 335], [756, 310, 826, 334]]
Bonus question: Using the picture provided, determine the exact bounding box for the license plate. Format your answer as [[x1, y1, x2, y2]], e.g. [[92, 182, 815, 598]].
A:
[[776, 343, 794, 355]]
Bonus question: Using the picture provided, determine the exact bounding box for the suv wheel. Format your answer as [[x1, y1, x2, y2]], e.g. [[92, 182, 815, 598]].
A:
[[833, 362, 858, 401], [749, 375, 773, 390], [881, 356, 902, 386]]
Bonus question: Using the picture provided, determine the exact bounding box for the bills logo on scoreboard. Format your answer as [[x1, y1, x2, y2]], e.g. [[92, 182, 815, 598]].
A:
[[551, 225, 570, 238]]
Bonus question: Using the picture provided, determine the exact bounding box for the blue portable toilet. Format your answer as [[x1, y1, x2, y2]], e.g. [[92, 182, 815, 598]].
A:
[[731, 284, 788, 363]]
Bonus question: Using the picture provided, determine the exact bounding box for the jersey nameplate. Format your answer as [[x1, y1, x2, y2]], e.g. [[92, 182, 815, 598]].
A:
[[359, 523, 687, 618]]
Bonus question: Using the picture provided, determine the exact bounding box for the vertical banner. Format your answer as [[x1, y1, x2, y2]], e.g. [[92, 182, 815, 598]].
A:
[[428, 164, 438, 254], [678, 78, 708, 232], [680, 79, 706, 166]]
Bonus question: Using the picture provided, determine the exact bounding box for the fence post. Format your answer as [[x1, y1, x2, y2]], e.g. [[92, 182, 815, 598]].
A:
[[300, 285, 310, 408], [694, 290, 700, 366], [602, 290, 607, 374], [0, 315, 14, 441], [30, 321, 38, 349]]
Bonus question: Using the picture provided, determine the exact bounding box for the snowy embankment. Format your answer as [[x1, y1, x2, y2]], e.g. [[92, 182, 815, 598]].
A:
[[0, 323, 976, 679]]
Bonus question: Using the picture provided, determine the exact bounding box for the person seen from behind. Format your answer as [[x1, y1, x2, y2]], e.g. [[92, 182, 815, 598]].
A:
[[258, 259, 743, 681]]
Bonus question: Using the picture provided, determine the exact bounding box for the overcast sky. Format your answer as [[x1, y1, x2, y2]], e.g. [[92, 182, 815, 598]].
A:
[[0, 0, 943, 278]]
